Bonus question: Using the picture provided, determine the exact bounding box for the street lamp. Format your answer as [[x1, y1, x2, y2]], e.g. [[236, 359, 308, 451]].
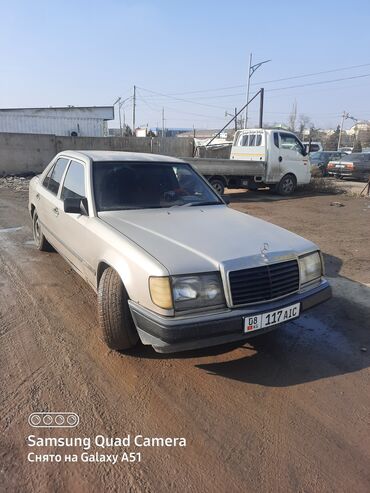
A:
[[244, 53, 271, 128], [113, 96, 133, 136], [338, 111, 357, 150]]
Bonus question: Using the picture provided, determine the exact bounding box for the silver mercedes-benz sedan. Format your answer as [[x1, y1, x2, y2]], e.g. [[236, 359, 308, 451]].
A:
[[29, 151, 331, 353]]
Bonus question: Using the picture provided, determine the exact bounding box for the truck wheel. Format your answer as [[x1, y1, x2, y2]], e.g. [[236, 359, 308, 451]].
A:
[[32, 211, 52, 251], [97, 267, 139, 351], [209, 178, 225, 195], [277, 174, 296, 196]]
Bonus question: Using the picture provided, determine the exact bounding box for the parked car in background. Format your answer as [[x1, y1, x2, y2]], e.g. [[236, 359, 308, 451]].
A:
[[28, 151, 331, 354], [309, 151, 347, 176], [338, 146, 353, 154], [327, 153, 370, 180], [302, 141, 323, 153]]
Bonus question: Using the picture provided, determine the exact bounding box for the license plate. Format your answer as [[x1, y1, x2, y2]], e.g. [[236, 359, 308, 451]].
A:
[[244, 303, 300, 333], [336, 164, 345, 168]]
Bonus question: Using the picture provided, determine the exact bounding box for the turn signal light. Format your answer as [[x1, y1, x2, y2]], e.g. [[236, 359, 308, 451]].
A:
[[149, 277, 173, 310]]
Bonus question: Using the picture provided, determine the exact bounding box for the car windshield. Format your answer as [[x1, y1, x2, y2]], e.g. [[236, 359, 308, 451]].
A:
[[93, 161, 222, 212]]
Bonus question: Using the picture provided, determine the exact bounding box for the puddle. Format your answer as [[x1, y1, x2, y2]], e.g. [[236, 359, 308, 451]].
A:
[[0, 226, 23, 233]]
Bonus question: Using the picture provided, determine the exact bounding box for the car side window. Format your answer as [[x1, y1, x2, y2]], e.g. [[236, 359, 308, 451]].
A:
[[44, 158, 69, 195], [238, 133, 262, 147], [273, 133, 279, 148], [61, 161, 86, 200], [279, 133, 305, 156]]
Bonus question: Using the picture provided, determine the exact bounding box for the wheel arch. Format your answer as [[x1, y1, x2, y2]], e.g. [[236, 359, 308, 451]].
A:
[[96, 258, 133, 297]]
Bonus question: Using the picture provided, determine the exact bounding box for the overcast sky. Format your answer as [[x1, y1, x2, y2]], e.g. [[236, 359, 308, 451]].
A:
[[1, 0, 370, 130]]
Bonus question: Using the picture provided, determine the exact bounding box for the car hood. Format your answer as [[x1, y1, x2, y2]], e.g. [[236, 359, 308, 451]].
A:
[[98, 205, 317, 274]]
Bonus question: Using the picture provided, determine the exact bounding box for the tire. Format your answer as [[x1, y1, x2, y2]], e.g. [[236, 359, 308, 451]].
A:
[[277, 174, 297, 196], [32, 211, 52, 251], [209, 178, 225, 195], [97, 267, 139, 351]]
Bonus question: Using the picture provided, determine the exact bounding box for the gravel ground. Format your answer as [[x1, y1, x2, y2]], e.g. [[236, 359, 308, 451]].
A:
[[0, 181, 369, 493]]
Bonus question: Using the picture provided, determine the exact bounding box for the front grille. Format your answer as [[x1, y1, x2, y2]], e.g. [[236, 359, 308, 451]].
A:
[[229, 260, 299, 306]]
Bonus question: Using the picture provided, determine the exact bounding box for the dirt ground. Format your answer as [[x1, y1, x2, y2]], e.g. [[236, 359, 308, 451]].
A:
[[0, 183, 369, 493]]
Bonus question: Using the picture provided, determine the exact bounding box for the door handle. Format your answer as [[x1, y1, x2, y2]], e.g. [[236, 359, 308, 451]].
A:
[[36, 193, 40, 200], [53, 207, 59, 217], [278, 156, 283, 162]]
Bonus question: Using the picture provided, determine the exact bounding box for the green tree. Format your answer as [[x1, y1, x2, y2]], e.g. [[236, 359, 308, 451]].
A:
[[352, 138, 362, 152]]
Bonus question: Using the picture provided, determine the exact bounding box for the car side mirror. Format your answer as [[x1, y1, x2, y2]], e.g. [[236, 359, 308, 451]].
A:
[[64, 197, 89, 215], [221, 195, 230, 204]]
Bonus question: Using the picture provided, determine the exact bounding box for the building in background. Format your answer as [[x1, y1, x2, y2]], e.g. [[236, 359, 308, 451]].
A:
[[0, 106, 114, 137], [348, 121, 370, 144]]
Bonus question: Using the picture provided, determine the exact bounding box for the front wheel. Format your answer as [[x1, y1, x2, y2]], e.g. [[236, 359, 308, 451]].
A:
[[277, 174, 296, 196], [97, 268, 139, 351]]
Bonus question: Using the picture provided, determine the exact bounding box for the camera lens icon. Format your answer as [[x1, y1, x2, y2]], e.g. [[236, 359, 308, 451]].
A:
[[28, 412, 79, 428], [30, 414, 41, 426], [55, 415, 65, 425], [43, 415, 53, 426]]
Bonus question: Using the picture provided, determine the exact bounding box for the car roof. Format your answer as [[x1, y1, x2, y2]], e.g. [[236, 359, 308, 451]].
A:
[[58, 150, 186, 164]]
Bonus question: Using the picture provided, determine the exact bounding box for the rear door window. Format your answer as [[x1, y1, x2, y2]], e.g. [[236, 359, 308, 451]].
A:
[[44, 158, 69, 195], [61, 161, 86, 200]]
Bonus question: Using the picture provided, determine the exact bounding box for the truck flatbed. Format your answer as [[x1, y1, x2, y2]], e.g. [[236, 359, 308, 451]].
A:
[[187, 157, 266, 177]]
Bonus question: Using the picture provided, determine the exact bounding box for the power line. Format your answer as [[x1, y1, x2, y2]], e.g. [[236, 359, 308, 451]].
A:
[[137, 86, 233, 110], [266, 72, 370, 92], [135, 62, 370, 98], [137, 73, 370, 109]]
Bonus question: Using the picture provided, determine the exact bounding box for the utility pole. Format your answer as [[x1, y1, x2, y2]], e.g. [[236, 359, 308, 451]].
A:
[[338, 111, 357, 150], [259, 88, 264, 128], [234, 107, 237, 132], [244, 54, 271, 128], [162, 107, 165, 137], [244, 53, 252, 128], [132, 85, 136, 136], [113, 97, 122, 136]]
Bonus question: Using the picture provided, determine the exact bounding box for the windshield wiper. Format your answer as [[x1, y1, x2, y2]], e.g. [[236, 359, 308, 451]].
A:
[[188, 201, 221, 207]]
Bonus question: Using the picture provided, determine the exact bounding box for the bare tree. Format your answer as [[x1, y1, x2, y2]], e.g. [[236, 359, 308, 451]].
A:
[[298, 114, 311, 139]]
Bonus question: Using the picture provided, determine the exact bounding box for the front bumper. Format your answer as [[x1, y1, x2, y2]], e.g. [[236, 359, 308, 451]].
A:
[[128, 280, 332, 353]]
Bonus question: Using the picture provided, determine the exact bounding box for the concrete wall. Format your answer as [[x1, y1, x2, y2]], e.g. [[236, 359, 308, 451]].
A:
[[0, 132, 194, 175]]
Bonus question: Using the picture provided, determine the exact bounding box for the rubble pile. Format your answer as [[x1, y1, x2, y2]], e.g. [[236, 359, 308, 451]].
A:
[[0, 176, 31, 192]]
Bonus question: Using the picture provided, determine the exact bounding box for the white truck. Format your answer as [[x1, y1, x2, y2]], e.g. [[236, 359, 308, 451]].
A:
[[188, 128, 311, 195]]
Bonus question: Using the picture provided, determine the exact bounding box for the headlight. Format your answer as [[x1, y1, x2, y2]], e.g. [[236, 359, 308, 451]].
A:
[[149, 273, 225, 311], [299, 252, 322, 285], [172, 273, 225, 311]]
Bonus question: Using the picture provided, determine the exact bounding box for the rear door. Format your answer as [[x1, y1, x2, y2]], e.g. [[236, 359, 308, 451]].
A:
[[37, 157, 70, 249], [278, 132, 310, 184]]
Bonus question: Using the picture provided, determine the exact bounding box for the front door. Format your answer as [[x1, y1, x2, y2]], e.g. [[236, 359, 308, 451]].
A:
[[278, 132, 310, 184]]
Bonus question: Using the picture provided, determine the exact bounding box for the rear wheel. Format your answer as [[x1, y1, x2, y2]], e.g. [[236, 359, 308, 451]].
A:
[[209, 178, 225, 195], [277, 174, 296, 196], [32, 211, 52, 251], [97, 268, 139, 351]]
